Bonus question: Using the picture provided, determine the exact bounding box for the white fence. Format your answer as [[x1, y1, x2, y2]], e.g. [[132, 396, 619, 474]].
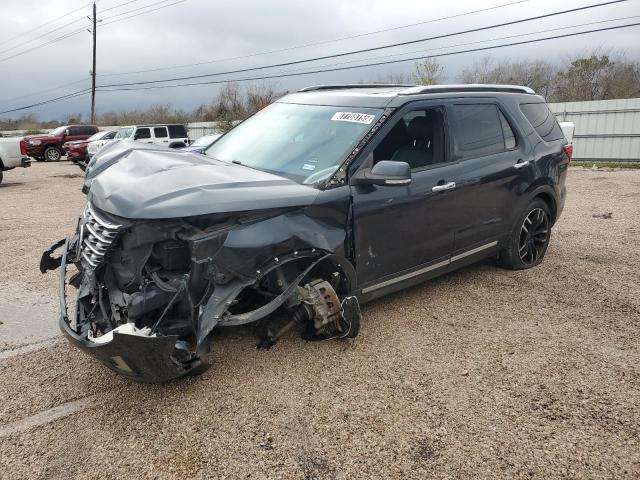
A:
[[548, 98, 640, 162]]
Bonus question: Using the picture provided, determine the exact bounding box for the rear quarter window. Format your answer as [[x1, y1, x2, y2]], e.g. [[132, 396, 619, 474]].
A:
[[520, 103, 564, 142], [168, 125, 188, 138]]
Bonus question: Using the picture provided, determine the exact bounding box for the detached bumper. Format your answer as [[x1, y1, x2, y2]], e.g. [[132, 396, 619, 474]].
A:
[[45, 237, 200, 383], [21, 157, 31, 168]]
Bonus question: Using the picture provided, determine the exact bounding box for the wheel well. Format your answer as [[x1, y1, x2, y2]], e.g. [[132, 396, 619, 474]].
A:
[[535, 192, 557, 223]]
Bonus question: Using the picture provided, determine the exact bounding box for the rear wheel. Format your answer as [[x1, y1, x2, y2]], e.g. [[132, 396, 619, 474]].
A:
[[0, 170, 3, 184], [43, 146, 62, 162], [498, 199, 551, 270]]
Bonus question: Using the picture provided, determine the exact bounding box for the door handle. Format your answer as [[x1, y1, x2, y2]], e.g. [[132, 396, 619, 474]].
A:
[[514, 160, 530, 169], [432, 182, 456, 192]]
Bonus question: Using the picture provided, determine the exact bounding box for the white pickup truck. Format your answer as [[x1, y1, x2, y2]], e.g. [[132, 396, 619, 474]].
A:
[[0, 137, 30, 184]]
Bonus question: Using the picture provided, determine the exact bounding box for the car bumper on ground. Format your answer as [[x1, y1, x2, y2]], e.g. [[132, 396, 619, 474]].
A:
[[21, 157, 31, 167], [42, 238, 200, 383]]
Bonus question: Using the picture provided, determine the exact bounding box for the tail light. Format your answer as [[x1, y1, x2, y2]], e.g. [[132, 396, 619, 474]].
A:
[[20, 139, 27, 155], [563, 144, 573, 161]]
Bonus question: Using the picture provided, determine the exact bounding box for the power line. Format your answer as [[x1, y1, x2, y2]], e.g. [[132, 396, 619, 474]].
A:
[[97, 21, 640, 92], [100, 0, 187, 26], [98, 0, 631, 88], [100, 0, 174, 21], [3, 20, 638, 115], [0, 0, 185, 65], [178, 15, 640, 82], [0, 2, 92, 46], [101, 0, 146, 13], [0, 78, 89, 106], [0, 89, 91, 116], [97, 0, 532, 77], [0, 15, 89, 57]]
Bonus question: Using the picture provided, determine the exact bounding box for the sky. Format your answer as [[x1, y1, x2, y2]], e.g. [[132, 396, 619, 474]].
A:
[[0, 0, 638, 120]]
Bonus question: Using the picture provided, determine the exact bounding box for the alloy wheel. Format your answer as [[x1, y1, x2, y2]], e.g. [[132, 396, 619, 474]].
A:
[[518, 207, 549, 265], [46, 148, 60, 161]]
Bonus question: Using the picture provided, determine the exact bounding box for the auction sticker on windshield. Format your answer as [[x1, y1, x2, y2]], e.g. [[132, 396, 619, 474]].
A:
[[331, 112, 376, 124]]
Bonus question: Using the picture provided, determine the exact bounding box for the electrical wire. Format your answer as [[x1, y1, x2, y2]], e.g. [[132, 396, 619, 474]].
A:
[[97, 21, 640, 92], [0, 2, 92, 46], [97, 0, 631, 88], [97, 0, 533, 77], [100, 0, 187, 26], [0, 89, 91, 115]]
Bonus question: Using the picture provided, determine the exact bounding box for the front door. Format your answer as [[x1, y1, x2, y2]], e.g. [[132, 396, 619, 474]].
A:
[[350, 104, 460, 293]]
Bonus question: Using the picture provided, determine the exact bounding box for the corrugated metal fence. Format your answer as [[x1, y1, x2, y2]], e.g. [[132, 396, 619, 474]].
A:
[[548, 98, 640, 162]]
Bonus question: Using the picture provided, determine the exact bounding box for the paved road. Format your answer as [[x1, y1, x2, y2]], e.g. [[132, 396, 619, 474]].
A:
[[1, 162, 639, 479]]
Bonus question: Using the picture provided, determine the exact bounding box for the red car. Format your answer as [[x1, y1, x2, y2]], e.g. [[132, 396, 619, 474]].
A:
[[63, 130, 116, 164], [25, 125, 99, 162]]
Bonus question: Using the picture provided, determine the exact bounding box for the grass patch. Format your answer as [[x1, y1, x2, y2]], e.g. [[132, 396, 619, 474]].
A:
[[572, 161, 640, 169]]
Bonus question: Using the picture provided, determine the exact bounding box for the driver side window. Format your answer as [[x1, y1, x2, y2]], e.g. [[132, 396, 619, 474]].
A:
[[373, 107, 447, 170]]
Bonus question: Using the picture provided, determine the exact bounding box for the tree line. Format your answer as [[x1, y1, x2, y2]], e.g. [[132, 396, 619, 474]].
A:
[[1, 50, 638, 132]]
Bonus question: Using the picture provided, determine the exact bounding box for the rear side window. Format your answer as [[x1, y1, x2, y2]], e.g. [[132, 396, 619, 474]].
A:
[[168, 125, 187, 138], [154, 127, 168, 138], [84, 126, 98, 135], [520, 103, 564, 142], [450, 104, 511, 159]]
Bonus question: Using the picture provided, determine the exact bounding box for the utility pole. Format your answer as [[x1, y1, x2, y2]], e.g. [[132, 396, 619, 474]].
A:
[[90, 1, 97, 124]]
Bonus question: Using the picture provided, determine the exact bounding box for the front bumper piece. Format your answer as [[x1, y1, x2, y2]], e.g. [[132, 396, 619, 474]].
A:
[[42, 238, 201, 383]]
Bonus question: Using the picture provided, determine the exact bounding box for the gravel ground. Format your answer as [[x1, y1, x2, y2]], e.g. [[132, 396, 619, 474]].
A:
[[1, 161, 639, 479]]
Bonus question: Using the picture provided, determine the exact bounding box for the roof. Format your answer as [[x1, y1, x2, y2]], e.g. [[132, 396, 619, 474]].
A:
[[279, 84, 537, 109]]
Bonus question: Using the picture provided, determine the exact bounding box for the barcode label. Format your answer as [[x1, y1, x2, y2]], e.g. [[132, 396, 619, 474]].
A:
[[331, 112, 376, 124]]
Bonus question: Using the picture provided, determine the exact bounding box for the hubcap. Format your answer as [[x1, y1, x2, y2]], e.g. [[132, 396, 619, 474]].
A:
[[518, 207, 549, 265], [47, 149, 60, 161]]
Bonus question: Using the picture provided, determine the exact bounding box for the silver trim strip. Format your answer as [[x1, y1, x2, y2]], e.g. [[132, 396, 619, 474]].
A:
[[361, 241, 499, 294], [362, 259, 449, 294], [450, 241, 498, 262]]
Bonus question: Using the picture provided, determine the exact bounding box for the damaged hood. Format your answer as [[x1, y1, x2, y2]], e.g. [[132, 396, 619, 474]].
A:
[[87, 141, 319, 219]]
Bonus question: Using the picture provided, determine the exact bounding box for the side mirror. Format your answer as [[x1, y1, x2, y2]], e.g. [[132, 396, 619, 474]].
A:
[[64, 129, 70, 136], [133, 132, 140, 140], [351, 160, 411, 186]]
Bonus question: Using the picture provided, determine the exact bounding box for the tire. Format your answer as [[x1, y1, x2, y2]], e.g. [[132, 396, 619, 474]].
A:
[[0, 170, 3, 185], [497, 198, 551, 270], [43, 146, 62, 162]]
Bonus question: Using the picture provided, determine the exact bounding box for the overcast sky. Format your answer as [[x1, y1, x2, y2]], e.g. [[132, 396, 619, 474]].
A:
[[0, 0, 638, 120]]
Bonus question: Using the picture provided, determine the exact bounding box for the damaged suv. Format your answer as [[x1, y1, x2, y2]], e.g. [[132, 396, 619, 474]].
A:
[[41, 84, 570, 382]]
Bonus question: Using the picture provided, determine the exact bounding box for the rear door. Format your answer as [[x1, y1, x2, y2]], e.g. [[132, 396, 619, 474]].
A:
[[153, 126, 169, 146], [445, 100, 533, 257]]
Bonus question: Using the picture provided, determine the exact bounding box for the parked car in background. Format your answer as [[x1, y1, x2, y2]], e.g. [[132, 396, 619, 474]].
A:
[[25, 125, 99, 162], [113, 124, 190, 148], [64, 130, 116, 168], [41, 84, 571, 382], [182, 133, 221, 154], [0, 137, 30, 184]]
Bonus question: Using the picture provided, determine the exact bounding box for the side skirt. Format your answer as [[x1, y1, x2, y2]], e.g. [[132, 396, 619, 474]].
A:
[[357, 240, 499, 302]]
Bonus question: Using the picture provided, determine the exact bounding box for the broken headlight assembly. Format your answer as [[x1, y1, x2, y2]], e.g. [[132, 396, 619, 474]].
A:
[[41, 202, 360, 382]]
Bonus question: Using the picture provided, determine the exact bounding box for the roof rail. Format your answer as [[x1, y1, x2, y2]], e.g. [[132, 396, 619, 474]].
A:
[[298, 84, 416, 92], [399, 84, 536, 95]]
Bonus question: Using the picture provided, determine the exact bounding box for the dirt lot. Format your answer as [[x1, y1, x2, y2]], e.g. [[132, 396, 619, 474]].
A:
[[1, 161, 639, 479]]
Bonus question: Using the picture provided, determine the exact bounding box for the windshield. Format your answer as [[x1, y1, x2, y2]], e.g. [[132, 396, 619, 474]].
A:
[[204, 103, 382, 185], [88, 131, 107, 141], [115, 127, 133, 139], [192, 134, 221, 147], [50, 126, 67, 136]]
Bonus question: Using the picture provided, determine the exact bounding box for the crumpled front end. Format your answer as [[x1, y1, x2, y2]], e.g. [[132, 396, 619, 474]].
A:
[[42, 195, 359, 383]]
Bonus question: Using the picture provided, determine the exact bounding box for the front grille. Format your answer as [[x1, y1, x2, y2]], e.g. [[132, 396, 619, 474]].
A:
[[80, 203, 123, 268]]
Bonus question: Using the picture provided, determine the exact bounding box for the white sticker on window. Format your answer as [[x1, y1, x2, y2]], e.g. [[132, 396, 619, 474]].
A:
[[302, 163, 316, 171], [331, 112, 375, 125]]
